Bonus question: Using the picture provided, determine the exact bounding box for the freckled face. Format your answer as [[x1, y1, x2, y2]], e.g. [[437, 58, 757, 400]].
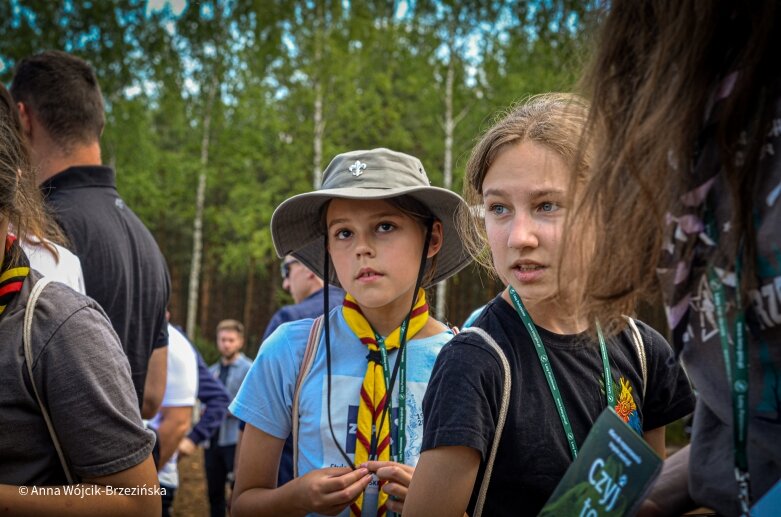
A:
[[483, 141, 576, 305], [326, 198, 442, 315]]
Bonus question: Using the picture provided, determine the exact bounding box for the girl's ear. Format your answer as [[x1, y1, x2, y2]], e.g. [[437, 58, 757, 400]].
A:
[[426, 220, 444, 258]]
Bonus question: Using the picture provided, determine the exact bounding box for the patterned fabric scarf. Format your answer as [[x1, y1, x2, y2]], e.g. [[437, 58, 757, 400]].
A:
[[342, 288, 428, 517], [0, 235, 30, 317]]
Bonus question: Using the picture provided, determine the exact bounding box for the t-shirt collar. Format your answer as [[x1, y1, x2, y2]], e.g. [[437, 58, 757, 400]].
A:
[[40, 165, 117, 194]]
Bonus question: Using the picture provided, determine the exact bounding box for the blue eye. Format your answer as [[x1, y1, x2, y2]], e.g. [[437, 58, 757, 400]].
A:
[[539, 202, 559, 213], [489, 204, 508, 215]]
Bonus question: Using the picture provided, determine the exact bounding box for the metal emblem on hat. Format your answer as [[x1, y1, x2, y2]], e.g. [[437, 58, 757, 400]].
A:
[[349, 160, 367, 177]]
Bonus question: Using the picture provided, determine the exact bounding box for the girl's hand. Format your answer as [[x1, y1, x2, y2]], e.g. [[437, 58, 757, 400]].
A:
[[295, 466, 372, 516], [362, 461, 415, 514]]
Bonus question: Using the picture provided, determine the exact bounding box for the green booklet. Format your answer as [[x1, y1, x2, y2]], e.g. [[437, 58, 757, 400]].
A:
[[539, 407, 662, 516]]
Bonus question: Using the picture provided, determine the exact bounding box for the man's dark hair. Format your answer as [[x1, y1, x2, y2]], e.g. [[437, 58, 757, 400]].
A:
[[10, 50, 105, 152]]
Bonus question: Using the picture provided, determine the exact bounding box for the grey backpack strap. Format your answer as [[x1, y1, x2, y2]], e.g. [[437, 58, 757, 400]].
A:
[[459, 327, 511, 517], [624, 316, 647, 399], [23, 277, 74, 483], [292, 315, 324, 478]]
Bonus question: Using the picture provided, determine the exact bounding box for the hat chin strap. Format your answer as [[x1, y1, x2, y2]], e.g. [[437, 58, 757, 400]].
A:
[[321, 219, 434, 470], [321, 237, 354, 469]]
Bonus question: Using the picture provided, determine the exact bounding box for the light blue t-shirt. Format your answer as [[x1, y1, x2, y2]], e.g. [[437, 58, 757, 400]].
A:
[[230, 306, 452, 517], [461, 304, 487, 329]]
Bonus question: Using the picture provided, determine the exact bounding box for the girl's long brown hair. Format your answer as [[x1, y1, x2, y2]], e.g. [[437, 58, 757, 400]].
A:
[[576, 1, 780, 335]]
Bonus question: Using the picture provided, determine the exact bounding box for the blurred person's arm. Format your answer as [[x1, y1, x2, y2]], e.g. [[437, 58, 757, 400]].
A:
[[142, 346, 167, 419], [157, 406, 193, 468], [0, 456, 161, 516], [179, 352, 230, 455]]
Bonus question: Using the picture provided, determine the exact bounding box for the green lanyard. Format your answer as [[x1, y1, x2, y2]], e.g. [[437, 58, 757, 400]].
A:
[[374, 331, 407, 464], [707, 266, 751, 514], [704, 210, 751, 514], [508, 286, 613, 460]]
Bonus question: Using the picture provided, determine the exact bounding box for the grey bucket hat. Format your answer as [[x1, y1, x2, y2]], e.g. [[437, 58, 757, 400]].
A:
[[271, 148, 471, 288]]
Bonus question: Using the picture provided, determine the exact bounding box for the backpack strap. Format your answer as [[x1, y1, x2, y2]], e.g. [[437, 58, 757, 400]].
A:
[[292, 315, 324, 478], [624, 316, 647, 399], [459, 327, 511, 517], [23, 277, 74, 483]]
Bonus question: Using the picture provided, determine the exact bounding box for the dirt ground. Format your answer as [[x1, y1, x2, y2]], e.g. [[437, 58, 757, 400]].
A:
[[171, 451, 211, 517]]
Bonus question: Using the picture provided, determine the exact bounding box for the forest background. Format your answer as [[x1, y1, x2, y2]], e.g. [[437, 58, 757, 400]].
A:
[[0, 0, 601, 362]]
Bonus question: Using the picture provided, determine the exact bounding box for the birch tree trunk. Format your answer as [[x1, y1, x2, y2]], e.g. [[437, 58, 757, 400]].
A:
[[199, 252, 213, 337], [313, 81, 324, 189], [186, 76, 218, 339], [243, 256, 256, 339], [436, 44, 456, 322], [312, 2, 325, 189]]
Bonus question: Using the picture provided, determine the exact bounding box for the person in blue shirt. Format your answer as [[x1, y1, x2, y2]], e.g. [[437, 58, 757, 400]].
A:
[[207, 319, 252, 517], [230, 148, 471, 517]]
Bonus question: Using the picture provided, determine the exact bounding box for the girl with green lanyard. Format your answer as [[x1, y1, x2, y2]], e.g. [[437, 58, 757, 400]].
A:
[[404, 93, 696, 517], [230, 148, 471, 517]]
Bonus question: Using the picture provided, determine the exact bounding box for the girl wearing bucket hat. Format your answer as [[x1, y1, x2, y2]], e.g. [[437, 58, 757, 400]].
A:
[[230, 148, 470, 517], [404, 94, 695, 517]]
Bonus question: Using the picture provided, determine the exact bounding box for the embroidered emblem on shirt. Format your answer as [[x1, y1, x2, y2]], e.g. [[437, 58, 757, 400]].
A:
[[614, 377, 642, 434]]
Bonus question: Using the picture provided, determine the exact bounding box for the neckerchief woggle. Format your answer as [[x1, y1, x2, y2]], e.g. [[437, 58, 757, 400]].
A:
[[507, 286, 613, 460]]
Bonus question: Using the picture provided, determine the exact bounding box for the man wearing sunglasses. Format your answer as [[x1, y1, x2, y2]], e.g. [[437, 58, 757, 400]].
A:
[[261, 255, 344, 342]]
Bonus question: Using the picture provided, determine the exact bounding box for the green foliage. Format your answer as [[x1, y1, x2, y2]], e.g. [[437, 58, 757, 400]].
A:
[[0, 0, 596, 337], [665, 416, 692, 449], [192, 331, 221, 366]]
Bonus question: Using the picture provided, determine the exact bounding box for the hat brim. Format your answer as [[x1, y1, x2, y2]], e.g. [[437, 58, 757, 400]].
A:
[[271, 186, 471, 288]]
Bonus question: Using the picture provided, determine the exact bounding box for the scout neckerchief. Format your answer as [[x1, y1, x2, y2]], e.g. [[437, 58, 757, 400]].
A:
[[706, 209, 751, 515], [508, 286, 613, 460], [0, 235, 30, 317], [343, 288, 428, 517]]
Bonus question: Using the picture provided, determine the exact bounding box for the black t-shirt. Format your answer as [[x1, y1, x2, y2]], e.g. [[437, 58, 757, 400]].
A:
[[422, 295, 695, 516], [41, 166, 170, 408]]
